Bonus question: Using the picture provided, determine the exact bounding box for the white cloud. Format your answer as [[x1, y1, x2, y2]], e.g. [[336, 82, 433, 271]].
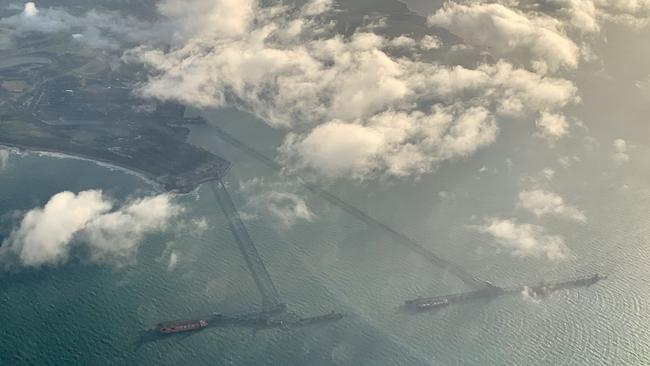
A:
[[558, 155, 581, 168], [192, 217, 208, 233], [23, 2, 38, 17], [157, 0, 256, 41], [1, 190, 181, 267], [520, 286, 543, 303], [127, 30, 415, 124], [559, 0, 650, 30], [410, 61, 579, 118], [518, 189, 587, 222], [613, 138, 627, 150], [520, 167, 561, 187], [536, 112, 570, 140], [125, 0, 578, 180], [612, 138, 630, 164], [420, 34, 442, 50], [387, 34, 442, 51], [301, 0, 333, 17], [568, 0, 650, 29], [81, 194, 182, 263], [428, 2, 580, 72], [4, 0, 584, 181], [475, 218, 569, 261], [560, 0, 601, 33], [167, 251, 178, 271], [0, 2, 72, 34], [438, 190, 453, 200], [240, 178, 315, 227], [281, 106, 497, 179], [428, 0, 650, 73], [388, 35, 417, 48], [0, 2, 167, 49], [541, 167, 555, 181], [286, 122, 386, 179]]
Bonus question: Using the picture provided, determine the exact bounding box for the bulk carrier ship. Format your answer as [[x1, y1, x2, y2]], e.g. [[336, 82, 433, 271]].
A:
[[157, 319, 209, 335]]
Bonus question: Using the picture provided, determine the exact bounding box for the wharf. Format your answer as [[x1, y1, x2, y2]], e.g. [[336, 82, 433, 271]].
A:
[[405, 274, 606, 312], [151, 306, 342, 337], [208, 310, 344, 330], [210, 180, 282, 310]]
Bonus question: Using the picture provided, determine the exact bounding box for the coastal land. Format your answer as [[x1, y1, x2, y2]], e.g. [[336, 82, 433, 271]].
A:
[[0, 37, 230, 193]]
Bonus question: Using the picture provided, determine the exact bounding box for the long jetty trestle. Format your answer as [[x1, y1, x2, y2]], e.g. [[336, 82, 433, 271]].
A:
[[148, 180, 343, 337], [404, 274, 607, 313], [149, 127, 607, 337], [210, 180, 282, 310], [211, 125, 485, 289]]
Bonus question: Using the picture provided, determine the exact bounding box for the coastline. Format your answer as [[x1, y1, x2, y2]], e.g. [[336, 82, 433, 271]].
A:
[[0, 142, 167, 193]]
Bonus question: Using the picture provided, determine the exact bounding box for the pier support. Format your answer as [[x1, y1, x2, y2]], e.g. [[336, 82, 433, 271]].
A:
[[404, 274, 606, 313], [210, 180, 282, 310]]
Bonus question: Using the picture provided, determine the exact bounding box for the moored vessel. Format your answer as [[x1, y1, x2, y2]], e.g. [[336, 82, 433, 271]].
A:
[[157, 319, 208, 334]]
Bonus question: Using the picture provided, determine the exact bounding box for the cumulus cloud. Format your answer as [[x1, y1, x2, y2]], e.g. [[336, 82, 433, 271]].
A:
[[475, 218, 569, 261], [518, 189, 587, 222], [541, 167, 555, 181], [420, 34, 442, 50], [564, 0, 650, 29], [285, 122, 386, 179], [156, 0, 257, 42], [612, 138, 630, 164], [387, 34, 442, 51], [1, 190, 181, 267], [127, 29, 412, 124], [520, 167, 561, 187], [536, 112, 570, 140], [124, 0, 578, 180], [281, 106, 498, 179], [2, 0, 589, 180], [558, 155, 581, 168], [302, 0, 333, 16], [428, 2, 580, 72], [240, 178, 315, 227], [428, 0, 650, 75], [388, 35, 417, 48], [417, 61, 578, 117], [559, 0, 601, 33]]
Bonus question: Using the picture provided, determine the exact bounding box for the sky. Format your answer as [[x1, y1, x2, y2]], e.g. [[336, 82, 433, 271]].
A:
[[1, 0, 650, 266]]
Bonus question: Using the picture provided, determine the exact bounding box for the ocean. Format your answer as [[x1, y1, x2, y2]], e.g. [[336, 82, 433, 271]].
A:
[[0, 105, 648, 365]]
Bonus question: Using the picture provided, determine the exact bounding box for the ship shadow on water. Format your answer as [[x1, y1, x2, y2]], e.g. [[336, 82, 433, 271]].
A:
[[133, 322, 284, 349], [134, 308, 345, 348], [398, 304, 448, 316], [135, 329, 165, 349], [135, 327, 206, 349]]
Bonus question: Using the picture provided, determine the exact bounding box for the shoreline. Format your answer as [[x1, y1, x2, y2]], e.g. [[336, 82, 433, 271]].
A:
[[0, 142, 169, 193]]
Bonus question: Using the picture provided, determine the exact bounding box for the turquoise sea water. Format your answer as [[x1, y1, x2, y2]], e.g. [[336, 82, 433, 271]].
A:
[[1, 107, 650, 365]]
